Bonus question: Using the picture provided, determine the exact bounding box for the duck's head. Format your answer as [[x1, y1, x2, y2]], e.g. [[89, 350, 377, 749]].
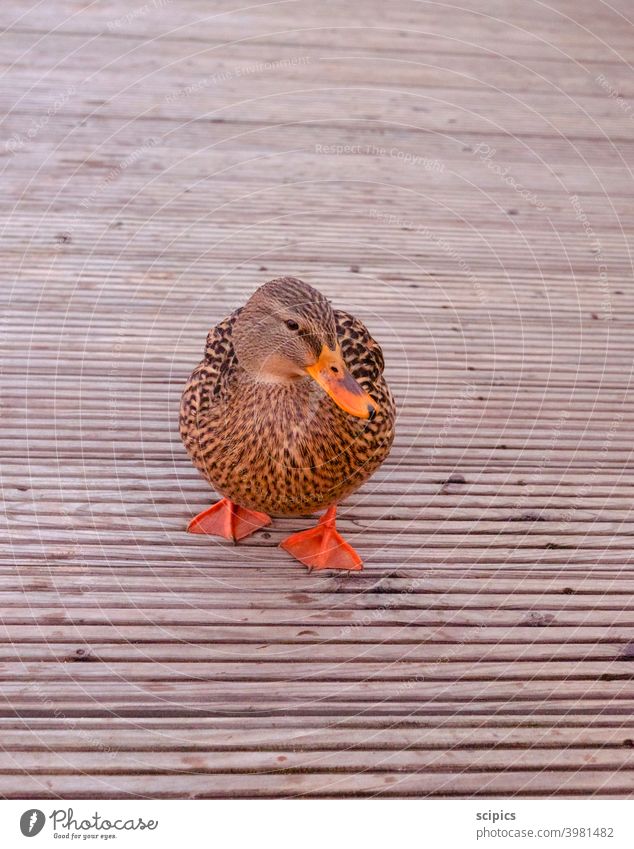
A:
[[232, 277, 378, 420]]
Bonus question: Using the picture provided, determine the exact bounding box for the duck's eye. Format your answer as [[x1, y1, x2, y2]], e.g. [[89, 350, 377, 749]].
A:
[[285, 319, 300, 332]]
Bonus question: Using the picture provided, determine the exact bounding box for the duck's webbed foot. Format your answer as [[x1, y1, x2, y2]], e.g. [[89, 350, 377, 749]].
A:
[[187, 498, 271, 541], [280, 505, 363, 571]]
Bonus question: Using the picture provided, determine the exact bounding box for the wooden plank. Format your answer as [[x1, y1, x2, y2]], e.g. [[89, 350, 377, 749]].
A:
[[2, 606, 634, 628], [2, 590, 634, 612], [0, 641, 625, 664], [1, 713, 633, 730], [0, 659, 631, 684], [3, 678, 634, 708], [0, 772, 630, 799], [2, 748, 634, 775], [2, 725, 634, 751], [2, 623, 633, 645]]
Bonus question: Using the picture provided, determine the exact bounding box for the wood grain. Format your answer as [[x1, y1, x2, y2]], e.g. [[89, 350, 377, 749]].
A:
[[1, 0, 633, 798]]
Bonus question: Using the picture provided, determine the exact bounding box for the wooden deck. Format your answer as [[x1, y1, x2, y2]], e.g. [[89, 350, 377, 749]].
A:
[[2, 0, 634, 798]]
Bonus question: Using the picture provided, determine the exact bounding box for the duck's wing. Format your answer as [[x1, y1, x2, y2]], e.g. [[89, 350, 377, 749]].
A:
[[179, 309, 240, 462], [334, 309, 386, 388], [202, 308, 241, 393]]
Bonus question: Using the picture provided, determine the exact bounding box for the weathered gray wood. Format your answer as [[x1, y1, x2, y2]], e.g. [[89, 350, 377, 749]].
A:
[[1, 0, 633, 798], [2, 725, 633, 751], [0, 771, 630, 799], [2, 747, 634, 774], [0, 659, 631, 684]]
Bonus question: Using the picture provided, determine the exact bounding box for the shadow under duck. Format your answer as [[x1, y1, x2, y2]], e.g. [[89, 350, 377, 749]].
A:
[[180, 277, 395, 571]]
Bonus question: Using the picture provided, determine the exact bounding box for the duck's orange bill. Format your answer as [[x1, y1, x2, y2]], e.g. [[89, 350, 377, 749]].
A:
[[305, 345, 378, 420]]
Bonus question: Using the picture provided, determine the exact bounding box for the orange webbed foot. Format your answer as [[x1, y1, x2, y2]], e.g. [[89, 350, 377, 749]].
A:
[[280, 505, 363, 572], [187, 498, 271, 541]]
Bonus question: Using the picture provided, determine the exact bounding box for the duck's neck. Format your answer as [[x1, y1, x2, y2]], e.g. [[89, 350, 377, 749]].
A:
[[244, 356, 306, 385], [239, 363, 311, 393]]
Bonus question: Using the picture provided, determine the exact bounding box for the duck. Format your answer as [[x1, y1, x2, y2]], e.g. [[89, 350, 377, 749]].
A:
[[180, 277, 395, 571]]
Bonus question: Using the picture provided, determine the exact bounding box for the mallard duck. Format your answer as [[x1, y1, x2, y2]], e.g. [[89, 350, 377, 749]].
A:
[[180, 277, 395, 571]]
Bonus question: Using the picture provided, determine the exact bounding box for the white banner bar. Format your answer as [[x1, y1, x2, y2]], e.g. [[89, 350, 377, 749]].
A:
[[0, 799, 632, 849]]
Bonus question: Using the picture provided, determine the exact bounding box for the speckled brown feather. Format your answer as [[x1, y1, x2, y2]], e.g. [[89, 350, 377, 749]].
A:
[[180, 304, 395, 517]]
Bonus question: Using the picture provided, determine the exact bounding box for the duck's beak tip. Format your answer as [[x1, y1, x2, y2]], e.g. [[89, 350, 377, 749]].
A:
[[306, 345, 379, 420]]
